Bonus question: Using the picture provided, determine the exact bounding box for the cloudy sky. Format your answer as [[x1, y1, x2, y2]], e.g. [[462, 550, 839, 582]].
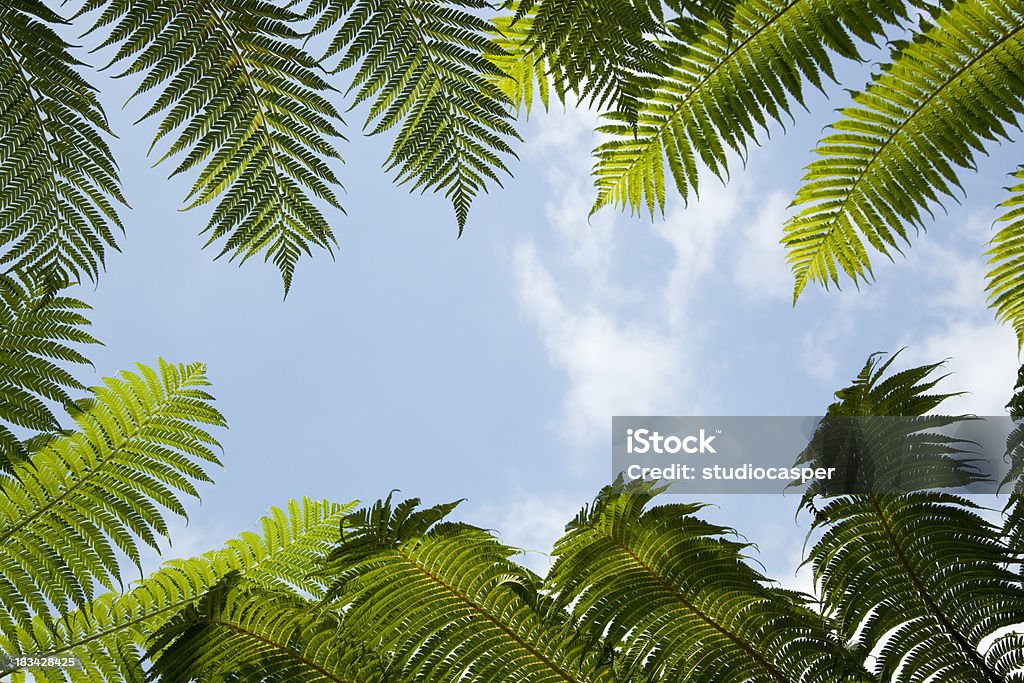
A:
[[64, 30, 1023, 592]]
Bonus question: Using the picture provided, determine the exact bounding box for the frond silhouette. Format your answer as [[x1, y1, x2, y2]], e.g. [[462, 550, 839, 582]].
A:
[[80, 0, 346, 294], [0, 1, 125, 281], [308, 0, 520, 234], [0, 272, 97, 471]]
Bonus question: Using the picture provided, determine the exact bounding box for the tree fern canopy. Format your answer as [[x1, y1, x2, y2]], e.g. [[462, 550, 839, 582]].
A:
[[321, 494, 617, 682], [0, 272, 97, 472], [308, 0, 520, 234], [0, 0, 125, 282], [784, 0, 1024, 302], [80, 0, 346, 295], [0, 360, 225, 634], [805, 353, 1024, 683]]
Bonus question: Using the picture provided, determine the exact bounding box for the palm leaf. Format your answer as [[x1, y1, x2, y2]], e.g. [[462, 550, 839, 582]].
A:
[[804, 352, 1024, 682], [590, 0, 920, 218], [79, 0, 346, 295], [545, 478, 868, 683], [0, 497, 353, 682], [0, 0, 125, 281], [0, 272, 97, 472], [986, 167, 1024, 347], [0, 360, 225, 634], [321, 494, 617, 682], [785, 0, 1024, 301], [308, 0, 520, 234]]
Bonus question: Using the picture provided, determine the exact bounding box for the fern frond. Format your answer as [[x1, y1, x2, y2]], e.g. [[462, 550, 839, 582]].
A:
[[308, 0, 519, 234], [0, 1, 125, 281], [321, 494, 618, 682], [0, 272, 97, 471], [590, 0, 918, 218], [0, 497, 354, 682], [987, 167, 1024, 347], [0, 360, 225, 634], [147, 577, 388, 682], [488, 9, 551, 117], [806, 352, 1024, 683], [1003, 364, 1024, 556], [545, 478, 866, 683], [785, 0, 1024, 301], [82, 0, 346, 295]]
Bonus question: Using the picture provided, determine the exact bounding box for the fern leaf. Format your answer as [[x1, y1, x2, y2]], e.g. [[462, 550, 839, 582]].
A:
[[785, 1, 1024, 301], [488, 8, 551, 117], [0, 497, 353, 682], [0, 360, 225, 634], [545, 478, 866, 683], [590, 0, 918, 218], [0, 1, 125, 281], [321, 494, 618, 682], [805, 352, 1024, 682], [81, 0, 346, 295], [308, 0, 519, 234], [0, 272, 97, 472], [147, 577, 388, 682], [987, 167, 1024, 347]]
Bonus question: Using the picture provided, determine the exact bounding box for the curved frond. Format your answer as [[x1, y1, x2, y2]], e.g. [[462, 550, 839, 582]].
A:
[[0, 360, 225, 634], [147, 577, 388, 682], [805, 352, 1024, 683], [0, 272, 97, 471], [0, 497, 354, 682], [785, 1, 1024, 301], [987, 167, 1024, 346], [322, 494, 618, 682], [308, 0, 520, 233], [545, 478, 866, 683], [82, 0, 346, 295], [0, 1, 125, 281], [590, 0, 918, 218]]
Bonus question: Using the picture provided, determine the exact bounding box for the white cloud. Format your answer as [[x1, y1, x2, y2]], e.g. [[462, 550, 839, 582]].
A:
[[475, 493, 584, 576], [905, 319, 1018, 415], [514, 244, 687, 445], [732, 192, 793, 301]]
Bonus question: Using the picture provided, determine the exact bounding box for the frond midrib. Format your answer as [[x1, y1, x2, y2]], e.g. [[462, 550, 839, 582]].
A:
[[596, 527, 789, 683], [392, 545, 578, 683], [0, 384, 178, 547], [209, 613, 357, 683], [865, 495, 1005, 683], [792, 16, 1024, 297]]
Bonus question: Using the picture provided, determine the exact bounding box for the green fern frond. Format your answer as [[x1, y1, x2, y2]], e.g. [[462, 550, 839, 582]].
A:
[[0, 1, 125, 281], [321, 494, 618, 682], [0, 272, 98, 471], [488, 9, 551, 117], [987, 167, 1024, 347], [546, 478, 866, 683], [0, 360, 225, 634], [308, 0, 520, 234], [785, 0, 1024, 302], [590, 0, 918, 218], [0, 497, 354, 682], [147, 577, 388, 682], [1002, 364, 1024, 556], [81, 0, 346, 295], [805, 352, 1024, 683]]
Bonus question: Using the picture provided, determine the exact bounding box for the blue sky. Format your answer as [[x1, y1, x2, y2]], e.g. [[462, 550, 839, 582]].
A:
[[63, 32, 1024, 591]]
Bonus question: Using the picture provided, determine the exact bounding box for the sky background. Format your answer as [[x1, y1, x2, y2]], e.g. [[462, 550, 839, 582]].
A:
[[54, 16, 1024, 593]]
